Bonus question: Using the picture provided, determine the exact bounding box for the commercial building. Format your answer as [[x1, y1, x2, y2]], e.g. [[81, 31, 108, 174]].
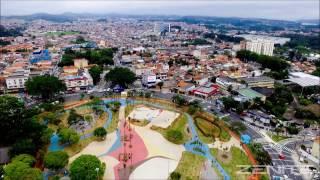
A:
[[142, 72, 157, 88], [241, 76, 275, 88], [29, 49, 51, 64], [235, 88, 266, 102], [191, 83, 219, 99]]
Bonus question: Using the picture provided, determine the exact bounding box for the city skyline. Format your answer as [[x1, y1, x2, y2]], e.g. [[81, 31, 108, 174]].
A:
[[1, 0, 319, 21]]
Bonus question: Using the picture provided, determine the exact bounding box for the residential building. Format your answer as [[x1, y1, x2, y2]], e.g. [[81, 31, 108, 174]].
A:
[[241, 39, 274, 56], [174, 81, 195, 94], [311, 137, 320, 160], [74, 58, 89, 69]]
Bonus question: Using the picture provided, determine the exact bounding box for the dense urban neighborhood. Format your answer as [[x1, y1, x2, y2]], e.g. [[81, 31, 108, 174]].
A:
[[0, 10, 319, 180]]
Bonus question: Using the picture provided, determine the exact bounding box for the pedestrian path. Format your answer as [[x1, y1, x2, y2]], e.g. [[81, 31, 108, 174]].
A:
[[184, 113, 230, 180]]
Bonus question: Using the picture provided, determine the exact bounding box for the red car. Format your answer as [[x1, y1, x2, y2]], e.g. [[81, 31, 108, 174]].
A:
[[279, 154, 285, 160]]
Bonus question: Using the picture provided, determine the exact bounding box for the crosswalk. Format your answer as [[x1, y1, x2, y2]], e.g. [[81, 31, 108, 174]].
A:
[[270, 143, 295, 154]]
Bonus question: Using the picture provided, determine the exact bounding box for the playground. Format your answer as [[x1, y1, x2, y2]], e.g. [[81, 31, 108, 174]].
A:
[[46, 97, 256, 180], [128, 105, 180, 128]]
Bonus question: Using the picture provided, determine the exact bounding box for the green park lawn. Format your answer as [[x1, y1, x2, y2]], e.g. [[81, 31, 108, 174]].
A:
[[194, 117, 220, 144], [172, 151, 206, 180], [151, 113, 189, 144], [268, 133, 289, 142], [210, 147, 252, 180], [46, 31, 79, 36]]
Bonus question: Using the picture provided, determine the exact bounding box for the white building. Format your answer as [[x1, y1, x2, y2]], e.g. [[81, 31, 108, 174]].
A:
[[6, 74, 29, 90], [241, 39, 274, 56], [142, 72, 157, 88]]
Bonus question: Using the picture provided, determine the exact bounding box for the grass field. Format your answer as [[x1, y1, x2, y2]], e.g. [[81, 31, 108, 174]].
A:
[[151, 114, 189, 144], [64, 136, 96, 157], [172, 151, 206, 180], [106, 111, 119, 133], [220, 129, 231, 142], [210, 147, 252, 180], [267, 133, 289, 142], [46, 31, 79, 36], [194, 117, 220, 144]]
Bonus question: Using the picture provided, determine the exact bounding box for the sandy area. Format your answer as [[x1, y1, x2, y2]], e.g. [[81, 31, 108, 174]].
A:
[[69, 131, 118, 162], [128, 105, 179, 128], [99, 156, 119, 180], [129, 157, 179, 180], [133, 125, 185, 161], [208, 136, 243, 152]]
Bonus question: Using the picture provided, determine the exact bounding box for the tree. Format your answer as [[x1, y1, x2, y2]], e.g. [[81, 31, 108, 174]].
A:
[[10, 139, 37, 158], [89, 65, 103, 85], [171, 95, 187, 106], [4, 161, 42, 180], [25, 75, 66, 100], [157, 81, 164, 91], [0, 96, 25, 145], [43, 112, 60, 125], [221, 96, 237, 110], [69, 155, 105, 180], [44, 151, 69, 170], [170, 172, 181, 180], [105, 67, 136, 88], [93, 127, 107, 140], [68, 109, 83, 125], [57, 128, 80, 145], [12, 154, 36, 166], [74, 36, 86, 44]]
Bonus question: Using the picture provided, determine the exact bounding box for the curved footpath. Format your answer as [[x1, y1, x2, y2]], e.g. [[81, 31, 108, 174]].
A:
[[46, 98, 236, 180]]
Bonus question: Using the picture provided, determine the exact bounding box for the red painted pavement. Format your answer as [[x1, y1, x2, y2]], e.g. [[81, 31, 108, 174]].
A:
[[109, 120, 148, 180]]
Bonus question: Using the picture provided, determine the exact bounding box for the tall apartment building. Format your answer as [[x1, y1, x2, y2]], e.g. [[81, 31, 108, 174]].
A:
[[240, 39, 274, 56]]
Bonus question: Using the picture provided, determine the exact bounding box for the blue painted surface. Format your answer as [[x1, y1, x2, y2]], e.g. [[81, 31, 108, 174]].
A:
[[48, 133, 66, 152], [184, 113, 230, 180], [241, 134, 251, 144]]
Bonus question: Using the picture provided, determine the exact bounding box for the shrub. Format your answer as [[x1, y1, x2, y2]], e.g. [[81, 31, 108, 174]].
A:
[[167, 130, 183, 143], [93, 127, 107, 140], [12, 154, 36, 166], [70, 155, 105, 180], [44, 151, 69, 170], [170, 172, 181, 180]]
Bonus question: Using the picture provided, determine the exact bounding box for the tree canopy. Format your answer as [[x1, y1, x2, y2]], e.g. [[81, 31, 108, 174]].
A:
[[25, 75, 66, 100], [11, 154, 36, 166], [44, 151, 69, 170], [0, 96, 51, 152], [58, 48, 114, 67], [236, 50, 289, 79], [69, 154, 106, 180], [105, 67, 136, 88], [57, 128, 80, 145], [93, 127, 107, 140], [89, 65, 103, 85], [4, 160, 42, 180]]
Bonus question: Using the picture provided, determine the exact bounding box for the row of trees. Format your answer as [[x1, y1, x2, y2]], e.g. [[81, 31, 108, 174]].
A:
[[236, 50, 289, 79], [3, 152, 105, 180], [58, 48, 114, 67]]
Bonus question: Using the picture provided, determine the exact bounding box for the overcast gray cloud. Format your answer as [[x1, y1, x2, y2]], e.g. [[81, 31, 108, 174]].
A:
[[1, 0, 319, 20]]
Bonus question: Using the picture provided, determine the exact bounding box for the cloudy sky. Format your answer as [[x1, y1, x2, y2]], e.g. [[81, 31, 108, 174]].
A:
[[1, 0, 319, 20]]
